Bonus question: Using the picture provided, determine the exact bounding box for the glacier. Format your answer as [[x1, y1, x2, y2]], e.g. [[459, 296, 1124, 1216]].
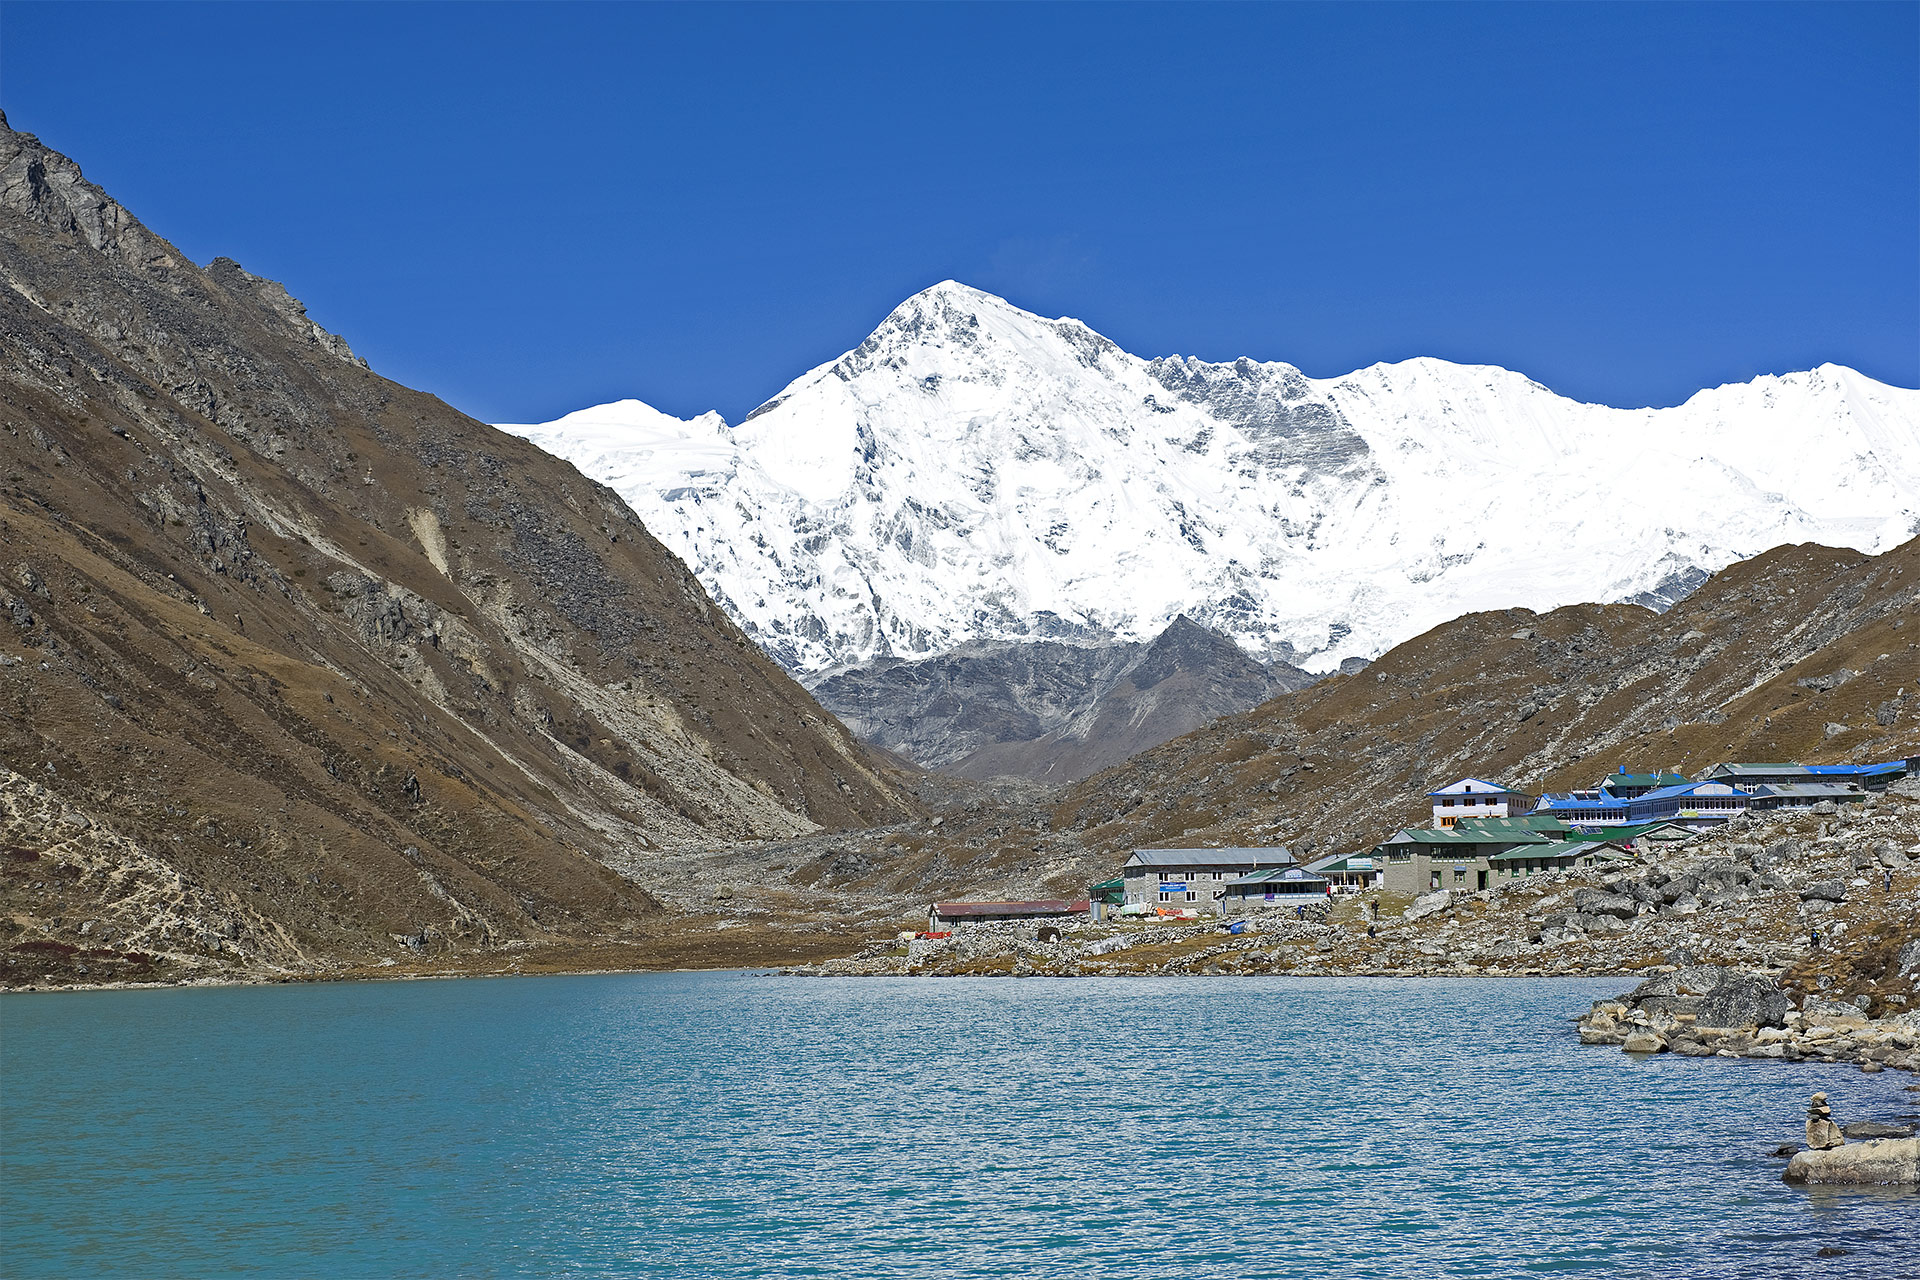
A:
[[503, 281, 1920, 676]]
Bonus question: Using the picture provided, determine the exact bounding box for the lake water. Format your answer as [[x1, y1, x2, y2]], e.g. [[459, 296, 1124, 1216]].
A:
[[2, 973, 1916, 1278]]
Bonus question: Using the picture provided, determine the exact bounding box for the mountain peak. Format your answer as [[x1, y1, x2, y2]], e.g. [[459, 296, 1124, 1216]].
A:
[[510, 289, 1920, 679]]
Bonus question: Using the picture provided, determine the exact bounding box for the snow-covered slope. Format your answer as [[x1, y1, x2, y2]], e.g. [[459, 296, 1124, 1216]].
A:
[[505, 282, 1920, 676]]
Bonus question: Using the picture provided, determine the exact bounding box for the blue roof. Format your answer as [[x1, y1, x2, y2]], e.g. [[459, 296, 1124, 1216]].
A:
[[1536, 793, 1629, 811], [1805, 762, 1905, 778], [1632, 780, 1746, 804]]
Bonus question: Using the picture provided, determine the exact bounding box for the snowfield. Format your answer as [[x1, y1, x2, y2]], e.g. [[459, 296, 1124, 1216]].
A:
[[503, 281, 1920, 675]]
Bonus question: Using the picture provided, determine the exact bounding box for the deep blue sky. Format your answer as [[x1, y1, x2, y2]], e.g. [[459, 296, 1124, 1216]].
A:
[[3, 2, 1915, 424]]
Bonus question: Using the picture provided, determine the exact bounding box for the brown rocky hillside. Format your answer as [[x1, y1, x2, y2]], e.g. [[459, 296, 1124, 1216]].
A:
[[1055, 537, 1920, 862], [0, 114, 917, 986], [760, 535, 1920, 910]]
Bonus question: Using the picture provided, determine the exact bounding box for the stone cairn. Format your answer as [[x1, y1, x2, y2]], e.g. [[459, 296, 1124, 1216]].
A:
[[1804, 1092, 1845, 1151]]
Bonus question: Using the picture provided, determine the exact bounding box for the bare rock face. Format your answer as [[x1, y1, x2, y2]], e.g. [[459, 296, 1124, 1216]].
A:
[[810, 615, 1314, 782], [1783, 1138, 1919, 1186]]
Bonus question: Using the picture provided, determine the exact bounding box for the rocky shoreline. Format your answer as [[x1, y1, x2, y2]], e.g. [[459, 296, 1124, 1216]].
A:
[[796, 790, 1920, 1074], [1576, 965, 1920, 1073]]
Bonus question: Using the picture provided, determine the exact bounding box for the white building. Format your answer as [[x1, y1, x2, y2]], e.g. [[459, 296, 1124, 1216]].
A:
[[1426, 778, 1535, 829], [1121, 848, 1296, 916]]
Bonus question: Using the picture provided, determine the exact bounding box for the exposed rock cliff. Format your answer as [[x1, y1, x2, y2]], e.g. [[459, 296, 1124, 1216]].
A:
[[0, 114, 917, 986], [808, 615, 1315, 781]]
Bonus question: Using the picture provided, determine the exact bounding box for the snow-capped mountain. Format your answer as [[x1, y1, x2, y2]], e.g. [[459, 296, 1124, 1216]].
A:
[[504, 281, 1920, 677]]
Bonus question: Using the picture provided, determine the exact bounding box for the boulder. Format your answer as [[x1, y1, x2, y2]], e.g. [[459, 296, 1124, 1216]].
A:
[[1696, 975, 1791, 1029], [1573, 888, 1638, 919], [1404, 890, 1452, 921], [1622, 1031, 1667, 1054], [1798, 879, 1848, 903], [1628, 964, 1728, 1000], [1783, 1138, 1919, 1186], [1660, 875, 1700, 904]]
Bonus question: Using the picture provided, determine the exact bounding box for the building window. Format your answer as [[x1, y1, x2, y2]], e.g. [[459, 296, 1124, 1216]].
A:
[[1186, 891, 1197, 902], [1454, 867, 1469, 882]]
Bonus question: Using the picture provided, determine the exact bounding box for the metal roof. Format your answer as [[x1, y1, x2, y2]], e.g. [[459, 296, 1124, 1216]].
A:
[[1706, 763, 1811, 778], [1606, 769, 1691, 788], [1453, 815, 1572, 835], [1306, 853, 1375, 873], [1490, 839, 1630, 861], [1631, 780, 1747, 804], [1804, 762, 1906, 778], [1536, 793, 1629, 811], [1750, 782, 1866, 799], [1385, 826, 1551, 846], [931, 900, 1089, 917], [1124, 847, 1295, 869], [1226, 867, 1329, 887], [1573, 821, 1693, 841], [1708, 760, 1907, 782], [1425, 777, 1527, 797]]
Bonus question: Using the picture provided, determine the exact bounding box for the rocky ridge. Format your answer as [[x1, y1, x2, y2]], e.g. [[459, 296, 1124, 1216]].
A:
[[808, 615, 1315, 781], [0, 115, 917, 987]]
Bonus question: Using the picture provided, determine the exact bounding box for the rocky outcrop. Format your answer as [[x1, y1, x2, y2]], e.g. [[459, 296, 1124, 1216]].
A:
[[1783, 1138, 1920, 1186], [809, 615, 1315, 782], [1578, 959, 1920, 1073]]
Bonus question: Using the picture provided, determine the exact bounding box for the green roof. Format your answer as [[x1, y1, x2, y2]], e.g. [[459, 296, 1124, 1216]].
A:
[[1453, 814, 1572, 837], [1090, 877, 1125, 892], [1490, 839, 1631, 862], [1308, 854, 1377, 873], [1384, 827, 1493, 845], [1572, 821, 1693, 842], [1611, 770, 1691, 788]]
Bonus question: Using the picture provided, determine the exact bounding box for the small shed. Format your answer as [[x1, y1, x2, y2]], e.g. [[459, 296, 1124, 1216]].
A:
[[1305, 852, 1380, 892], [1088, 877, 1126, 920], [1221, 866, 1330, 915], [928, 899, 1091, 931]]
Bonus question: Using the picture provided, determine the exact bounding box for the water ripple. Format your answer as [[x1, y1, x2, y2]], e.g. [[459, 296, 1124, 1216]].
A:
[[3, 973, 1915, 1278]]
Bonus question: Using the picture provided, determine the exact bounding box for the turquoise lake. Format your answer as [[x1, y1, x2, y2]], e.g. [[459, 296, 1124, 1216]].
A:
[[3, 973, 1916, 1277]]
